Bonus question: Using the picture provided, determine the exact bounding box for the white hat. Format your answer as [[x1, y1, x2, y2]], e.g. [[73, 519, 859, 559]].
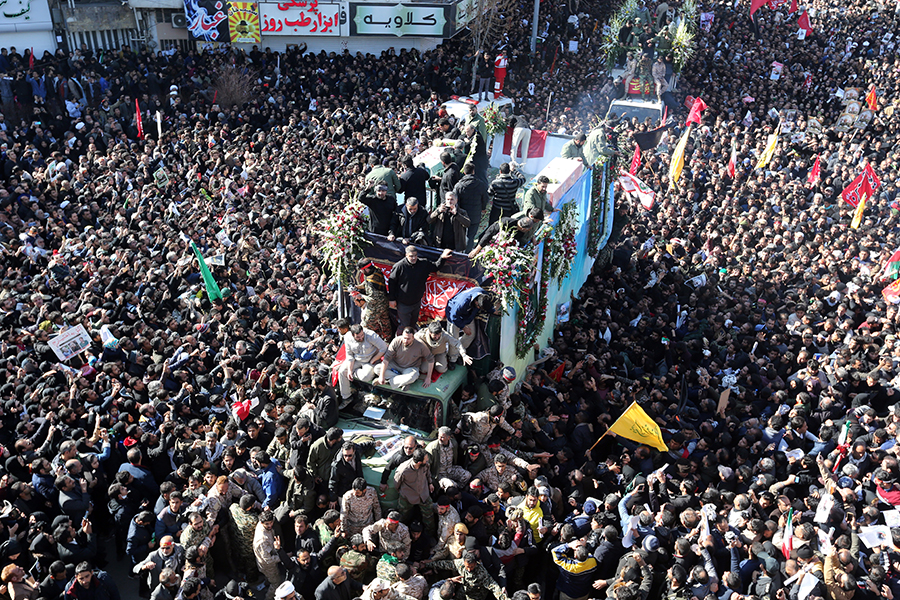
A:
[[275, 582, 295, 599], [368, 579, 390, 593]]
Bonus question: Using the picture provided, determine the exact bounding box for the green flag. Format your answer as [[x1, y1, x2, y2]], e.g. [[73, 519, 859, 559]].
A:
[[191, 242, 223, 302]]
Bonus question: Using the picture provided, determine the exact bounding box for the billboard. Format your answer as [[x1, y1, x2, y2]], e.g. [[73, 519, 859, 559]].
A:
[[260, 1, 343, 35], [349, 2, 454, 37], [184, 0, 231, 42], [0, 0, 53, 32], [228, 2, 261, 43]]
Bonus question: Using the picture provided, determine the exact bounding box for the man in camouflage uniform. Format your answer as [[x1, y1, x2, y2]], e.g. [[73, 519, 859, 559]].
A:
[[427, 427, 470, 491], [363, 512, 412, 562], [429, 552, 508, 600], [484, 366, 516, 409], [341, 477, 382, 536], [434, 497, 461, 551], [482, 437, 548, 480], [458, 405, 515, 445], [229, 495, 260, 577], [314, 509, 342, 547], [253, 510, 282, 599], [475, 454, 519, 493], [180, 512, 216, 574], [340, 534, 376, 582], [266, 427, 291, 466], [361, 578, 419, 600]]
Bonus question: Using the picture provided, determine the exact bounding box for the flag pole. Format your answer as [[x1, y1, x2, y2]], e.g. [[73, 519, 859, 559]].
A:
[[588, 428, 611, 453]]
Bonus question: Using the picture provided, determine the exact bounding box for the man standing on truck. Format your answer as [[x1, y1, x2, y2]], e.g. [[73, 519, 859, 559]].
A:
[[561, 133, 587, 163], [388, 246, 453, 330]]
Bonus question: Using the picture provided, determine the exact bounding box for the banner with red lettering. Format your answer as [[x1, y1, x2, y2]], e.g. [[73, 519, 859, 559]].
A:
[[259, 1, 343, 35], [841, 164, 881, 208]]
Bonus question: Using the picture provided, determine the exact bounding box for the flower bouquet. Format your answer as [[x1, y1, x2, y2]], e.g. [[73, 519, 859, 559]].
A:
[[482, 103, 508, 136], [317, 195, 370, 287], [474, 224, 536, 314]]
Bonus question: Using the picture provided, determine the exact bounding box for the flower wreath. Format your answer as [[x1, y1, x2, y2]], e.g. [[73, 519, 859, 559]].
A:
[[318, 196, 369, 287], [548, 202, 579, 282]]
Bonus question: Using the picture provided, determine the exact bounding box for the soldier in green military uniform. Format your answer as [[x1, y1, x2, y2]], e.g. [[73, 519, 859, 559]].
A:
[[339, 534, 376, 582], [561, 133, 587, 162], [427, 552, 508, 600]]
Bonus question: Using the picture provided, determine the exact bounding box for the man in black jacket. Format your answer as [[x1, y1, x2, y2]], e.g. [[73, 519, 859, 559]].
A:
[[453, 163, 489, 252], [388, 197, 429, 245], [360, 183, 396, 236], [487, 162, 526, 225], [388, 245, 453, 328], [398, 156, 430, 207], [431, 151, 461, 202]]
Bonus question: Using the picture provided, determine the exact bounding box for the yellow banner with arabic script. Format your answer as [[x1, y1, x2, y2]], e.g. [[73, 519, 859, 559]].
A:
[[608, 401, 668, 451]]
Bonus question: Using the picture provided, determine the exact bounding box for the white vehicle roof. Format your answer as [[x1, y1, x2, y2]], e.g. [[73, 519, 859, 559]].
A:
[[442, 95, 515, 121]]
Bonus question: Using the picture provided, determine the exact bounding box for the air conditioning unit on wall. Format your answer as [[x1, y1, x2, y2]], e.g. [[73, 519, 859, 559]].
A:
[[172, 13, 187, 28]]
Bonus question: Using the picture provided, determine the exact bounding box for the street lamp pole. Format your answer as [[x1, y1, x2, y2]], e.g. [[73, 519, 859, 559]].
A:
[[530, 0, 539, 52]]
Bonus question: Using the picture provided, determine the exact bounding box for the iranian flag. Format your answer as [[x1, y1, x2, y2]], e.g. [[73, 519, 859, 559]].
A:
[[781, 508, 794, 558], [882, 249, 900, 280], [727, 141, 738, 179], [618, 172, 656, 210]]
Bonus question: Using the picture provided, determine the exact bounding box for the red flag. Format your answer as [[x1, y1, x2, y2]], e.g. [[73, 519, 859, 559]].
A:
[[629, 145, 642, 175], [727, 142, 737, 179], [501, 127, 548, 159], [841, 163, 880, 208], [28, 48, 34, 70], [808, 155, 820, 185], [750, 0, 767, 15], [548, 363, 565, 382], [685, 97, 707, 126], [135, 99, 144, 140], [804, 73, 813, 91], [883, 278, 900, 304], [788, 0, 797, 13], [866, 87, 877, 111], [797, 10, 812, 33]]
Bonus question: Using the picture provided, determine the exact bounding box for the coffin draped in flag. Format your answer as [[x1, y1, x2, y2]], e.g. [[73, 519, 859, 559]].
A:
[[618, 172, 656, 210], [841, 164, 881, 208], [361, 235, 492, 359]]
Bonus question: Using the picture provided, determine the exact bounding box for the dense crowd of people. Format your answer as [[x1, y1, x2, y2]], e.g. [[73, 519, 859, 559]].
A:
[[0, 0, 899, 599]]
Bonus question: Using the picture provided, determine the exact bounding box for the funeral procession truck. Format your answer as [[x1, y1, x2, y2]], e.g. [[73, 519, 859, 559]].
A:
[[326, 93, 618, 507]]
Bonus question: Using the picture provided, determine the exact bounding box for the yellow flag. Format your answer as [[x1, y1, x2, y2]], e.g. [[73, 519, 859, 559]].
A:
[[851, 192, 868, 229], [669, 125, 691, 185], [755, 123, 781, 170], [608, 401, 668, 451]]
